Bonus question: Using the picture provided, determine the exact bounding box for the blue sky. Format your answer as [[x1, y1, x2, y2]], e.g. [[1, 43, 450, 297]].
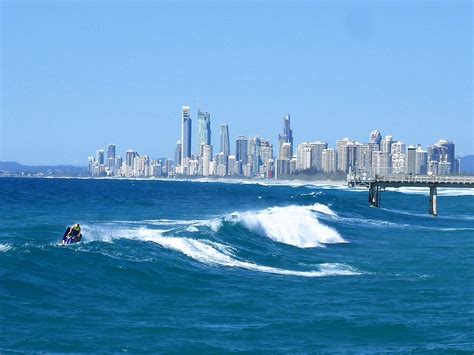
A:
[[1, 1, 472, 165]]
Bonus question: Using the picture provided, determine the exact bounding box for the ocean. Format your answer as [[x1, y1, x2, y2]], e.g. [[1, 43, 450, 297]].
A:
[[1, 177, 473, 352]]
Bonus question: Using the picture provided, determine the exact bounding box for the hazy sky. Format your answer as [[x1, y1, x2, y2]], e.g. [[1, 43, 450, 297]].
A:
[[1, 1, 473, 165]]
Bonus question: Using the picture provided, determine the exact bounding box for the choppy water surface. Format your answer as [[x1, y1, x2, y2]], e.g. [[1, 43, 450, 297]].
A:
[[1, 178, 473, 352]]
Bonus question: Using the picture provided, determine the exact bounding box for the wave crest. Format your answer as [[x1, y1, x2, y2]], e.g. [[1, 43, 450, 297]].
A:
[[215, 205, 345, 248], [131, 229, 358, 277]]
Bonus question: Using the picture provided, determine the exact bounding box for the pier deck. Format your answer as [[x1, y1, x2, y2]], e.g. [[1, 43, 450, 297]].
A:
[[348, 173, 474, 216]]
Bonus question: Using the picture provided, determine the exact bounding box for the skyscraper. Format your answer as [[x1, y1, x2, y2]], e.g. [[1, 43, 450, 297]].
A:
[[415, 147, 428, 174], [235, 136, 248, 165], [322, 148, 338, 173], [107, 144, 116, 169], [336, 138, 350, 173], [372, 151, 392, 175], [181, 106, 192, 161], [220, 124, 230, 156], [107, 144, 116, 161], [380, 136, 393, 154], [174, 141, 182, 166], [248, 137, 262, 175], [406, 146, 417, 174], [278, 114, 293, 158], [126, 150, 137, 167], [196, 108, 211, 156], [370, 130, 382, 148], [202, 144, 213, 176], [280, 142, 292, 161], [312, 141, 328, 172], [96, 150, 105, 165]]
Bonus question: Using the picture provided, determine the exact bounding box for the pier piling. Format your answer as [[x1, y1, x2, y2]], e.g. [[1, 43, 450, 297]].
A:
[[350, 172, 474, 216], [429, 186, 438, 216]]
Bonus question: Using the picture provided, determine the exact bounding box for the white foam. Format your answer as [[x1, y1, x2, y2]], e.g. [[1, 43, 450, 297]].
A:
[[221, 205, 345, 248], [133, 229, 358, 277], [0, 243, 12, 252], [185, 226, 199, 232], [389, 187, 474, 196], [78, 226, 358, 277], [306, 203, 338, 217]]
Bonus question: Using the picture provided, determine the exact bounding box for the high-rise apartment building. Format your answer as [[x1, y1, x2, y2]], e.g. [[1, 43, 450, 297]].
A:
[[336, 138, 350, 173], [181, 106, 192, 161], [322, 148, 338, 173], [96, 150, 105, 165], [312, 142, 328, 172], [280, 142, 292, 161], [344, 142, 361, 173], [380, 136, 393, 154], [415, 147, 428, 175], [406, 146, 417, 174], [220, 124, 230, 156], [202, 144, 213, 176], [106, 144, 116, 169], [370, 130, 382, 148], [107, 144, 116, 160], [235, 136, 248, 165], [372, 151, 391, 175], [296, 143, 314, 171], [358, 143, 375, 171], [196, 108, 211, 156], [391, 141, 406, 156], [278, 114, 293, 159], [126, 149, 137, 167], [248, 137, 261, 174], [391, 153, 405, 174]]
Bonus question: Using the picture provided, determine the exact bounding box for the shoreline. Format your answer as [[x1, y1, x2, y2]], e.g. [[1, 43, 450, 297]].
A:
[[0, 174, 349, 188]]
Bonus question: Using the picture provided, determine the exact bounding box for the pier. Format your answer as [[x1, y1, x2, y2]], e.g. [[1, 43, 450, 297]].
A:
[[348, 172, 474, 216]]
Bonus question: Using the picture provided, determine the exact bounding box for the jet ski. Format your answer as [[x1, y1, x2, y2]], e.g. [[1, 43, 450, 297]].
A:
[[61, 227, 82, 245]]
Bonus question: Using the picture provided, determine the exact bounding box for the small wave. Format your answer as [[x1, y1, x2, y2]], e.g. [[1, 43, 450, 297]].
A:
[[306, 203, 338, 217], [75, 226, 359, 277], [133, 229, 358, 277], [0, 243, 12, 252], [211, 205, 345, 248], [388, 187, 474, 196]]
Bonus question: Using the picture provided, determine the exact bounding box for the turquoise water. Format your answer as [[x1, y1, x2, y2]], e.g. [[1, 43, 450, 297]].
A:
[[1, 177, 473, 352]]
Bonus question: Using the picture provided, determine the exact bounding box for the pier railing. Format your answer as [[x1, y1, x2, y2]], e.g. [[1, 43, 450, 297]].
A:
[[373, 174, 474, 185], [347, 169, 474, 216]]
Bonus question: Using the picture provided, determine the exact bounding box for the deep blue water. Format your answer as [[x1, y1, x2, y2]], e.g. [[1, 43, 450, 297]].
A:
[[1, 177, 473, 352]]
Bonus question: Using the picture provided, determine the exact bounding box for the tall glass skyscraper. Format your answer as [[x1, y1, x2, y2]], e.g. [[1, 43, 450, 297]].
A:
[[107, 144, 116, 169], [174, 141, 182, 166], [196, 108, 211, 156], [181, 106, 192, 161], [235, 136, 248, 165], [107, 144, 116, 160], [220, 124, 230, 156], [278, 115, 293, 158], [96, 150, 105, 165]]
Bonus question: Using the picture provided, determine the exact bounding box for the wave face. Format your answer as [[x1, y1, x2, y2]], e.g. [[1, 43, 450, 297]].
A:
[[215, 205, 344, 248], [1, 178, 473, 353]]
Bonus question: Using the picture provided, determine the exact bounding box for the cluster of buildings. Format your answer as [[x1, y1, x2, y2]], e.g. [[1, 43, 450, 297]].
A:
[[88, 106, 460, 179]]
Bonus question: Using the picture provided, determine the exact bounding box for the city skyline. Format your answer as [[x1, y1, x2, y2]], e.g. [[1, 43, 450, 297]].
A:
[[88, 105, 463, 179], [1, 1, 472, 165]]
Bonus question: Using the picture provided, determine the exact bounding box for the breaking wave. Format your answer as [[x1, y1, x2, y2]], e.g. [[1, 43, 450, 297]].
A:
[[78, 226, 359, 278], [0, 243, 12, 252], [389, 187, 474, 196], [209, 204, 345, 248]]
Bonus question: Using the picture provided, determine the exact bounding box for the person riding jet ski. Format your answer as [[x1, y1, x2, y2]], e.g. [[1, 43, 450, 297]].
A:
[[62, 224, 82, 245]]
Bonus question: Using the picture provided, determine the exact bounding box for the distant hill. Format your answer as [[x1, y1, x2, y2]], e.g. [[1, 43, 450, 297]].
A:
[[0, 161, 88, 176], [460, 155, 474, 174]]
